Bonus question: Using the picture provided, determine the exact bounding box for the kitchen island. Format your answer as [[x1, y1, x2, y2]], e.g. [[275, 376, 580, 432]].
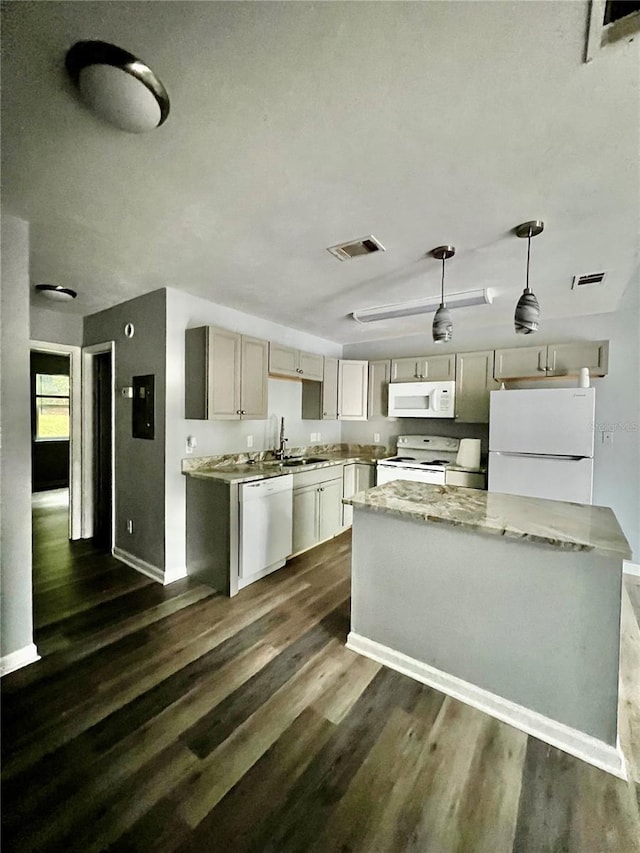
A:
[[344, 481, 632, 778]]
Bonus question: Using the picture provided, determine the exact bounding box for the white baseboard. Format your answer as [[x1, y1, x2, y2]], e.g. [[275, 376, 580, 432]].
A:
[[113, 547, 188, 586], [623, 560, 640, 578], [0, 643, 40, 677], [163, 566, 188, 585], [346, 632, 627, 781]]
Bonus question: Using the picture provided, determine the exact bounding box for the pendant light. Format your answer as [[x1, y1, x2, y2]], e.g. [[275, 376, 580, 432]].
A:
[[431, 245, 455, 343], [514, 220, 544, 334]]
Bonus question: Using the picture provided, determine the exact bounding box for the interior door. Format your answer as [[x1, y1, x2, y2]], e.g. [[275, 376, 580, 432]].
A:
[[93, 352, 112, 549]]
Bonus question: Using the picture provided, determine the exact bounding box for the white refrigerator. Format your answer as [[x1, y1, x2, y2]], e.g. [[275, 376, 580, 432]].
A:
[[488, 388, 595, 504]]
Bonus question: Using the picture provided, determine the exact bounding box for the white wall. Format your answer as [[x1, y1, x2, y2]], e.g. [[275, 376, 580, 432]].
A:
[[343, 275, 640, 560], [164, 287, 342, 575], [1, 216, 36, 665], [31, 305, 83, 347]]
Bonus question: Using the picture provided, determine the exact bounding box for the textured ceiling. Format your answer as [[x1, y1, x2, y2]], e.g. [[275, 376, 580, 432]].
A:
[[2, 1, 639, 343]]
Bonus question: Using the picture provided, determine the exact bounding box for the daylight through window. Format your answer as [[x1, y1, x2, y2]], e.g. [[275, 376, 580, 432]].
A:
[[35, 374, 70, 440]]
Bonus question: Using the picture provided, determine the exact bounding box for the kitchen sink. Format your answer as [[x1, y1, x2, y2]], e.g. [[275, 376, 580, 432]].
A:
[[281, 457, 329, 467]]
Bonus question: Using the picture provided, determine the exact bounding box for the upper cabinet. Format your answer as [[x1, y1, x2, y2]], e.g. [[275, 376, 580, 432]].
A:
[[185, 326, 268, 420], [390, 354, 455, 382], [338, 360, 368, 421], [368, 360, 391, 419], [269, 343, 324, 381], [455, 350, 500, 423], [494, 341, 609, 380], [301, 356, 339, 420]]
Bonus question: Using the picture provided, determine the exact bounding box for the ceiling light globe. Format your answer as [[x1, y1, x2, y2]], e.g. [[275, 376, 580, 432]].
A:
[[78, 65, 162, 133]]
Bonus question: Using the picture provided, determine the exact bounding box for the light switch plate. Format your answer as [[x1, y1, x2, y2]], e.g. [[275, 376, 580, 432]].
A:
[[247, 435, 253, 448]]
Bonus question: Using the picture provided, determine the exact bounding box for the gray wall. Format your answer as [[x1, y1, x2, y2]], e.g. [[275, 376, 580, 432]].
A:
[[1, 216, 35, 659], [84, 289, 167, 571], [31, 305, 83, 347], [343, 275, 640, 560]]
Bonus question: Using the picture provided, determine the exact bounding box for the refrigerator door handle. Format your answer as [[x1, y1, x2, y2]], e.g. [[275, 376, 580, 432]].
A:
[[495, 452, 589, 461]]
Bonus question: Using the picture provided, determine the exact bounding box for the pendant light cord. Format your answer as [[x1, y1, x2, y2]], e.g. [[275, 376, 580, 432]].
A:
[[525, 230, 532, 293], [441, 257, 446, 306]]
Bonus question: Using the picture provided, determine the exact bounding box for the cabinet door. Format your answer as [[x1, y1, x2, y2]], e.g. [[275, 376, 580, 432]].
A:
[[208, 327, 242, 419], [269, 343, 299, 378], [547, 341, 609, 377], [338, 360, 368, 421], [292, 484, 318, 553], [455, 350, 499, 423], [342, 463, 356, 527], [298, 351, 324, 381], [318, 478, 342, 542], [494, 346, 547, 380], [368, 360, 391, 419], [240, 336, 268, 419], [391, 357, 423, 382], [185, 326, 208, 419], [423, 354, 456, 381], [322, 357, 339, 419]]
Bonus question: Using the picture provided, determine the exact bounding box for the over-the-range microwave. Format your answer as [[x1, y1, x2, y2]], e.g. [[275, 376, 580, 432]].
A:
[[387, 380, 456, 418]]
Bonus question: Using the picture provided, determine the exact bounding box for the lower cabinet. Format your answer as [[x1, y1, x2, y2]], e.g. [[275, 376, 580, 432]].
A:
[[342, 462, 375, 527], [292, 468, 343, 554]]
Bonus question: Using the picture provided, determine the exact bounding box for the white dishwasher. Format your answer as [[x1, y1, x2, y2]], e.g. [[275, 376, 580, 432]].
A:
[[239, 474, 293, 585]]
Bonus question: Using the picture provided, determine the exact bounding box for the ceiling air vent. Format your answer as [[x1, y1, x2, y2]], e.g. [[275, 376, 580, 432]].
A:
[[327, 235, 386, 261], [572, 272, 607, 289]]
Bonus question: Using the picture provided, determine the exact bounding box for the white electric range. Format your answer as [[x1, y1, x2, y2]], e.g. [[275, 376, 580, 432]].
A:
[[376, 435, 461, 486]]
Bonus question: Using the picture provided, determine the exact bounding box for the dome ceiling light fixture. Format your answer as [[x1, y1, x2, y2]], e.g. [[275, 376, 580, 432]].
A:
[[431, 245, 455, 343], [65, 40, 170, 133], [514, 220, 544, 334], [35, 284, 78, 302]]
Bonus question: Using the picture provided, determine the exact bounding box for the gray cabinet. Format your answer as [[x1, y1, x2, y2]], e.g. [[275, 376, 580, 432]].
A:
[[338, 360, 368, 421], [391, 354, 455, 382], [342, 462, 375, 527], [292, 466, 343, 554], [185, 326, 268, 420], [494, 341, 609, 380], [368, 360, 391, 419], [269, 343, 324, 380], [455, 350, 499, 423]]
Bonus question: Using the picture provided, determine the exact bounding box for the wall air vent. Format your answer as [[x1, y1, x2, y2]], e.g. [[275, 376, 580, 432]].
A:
[[327, 235, 386, 261], [572, 272, 607, 289]]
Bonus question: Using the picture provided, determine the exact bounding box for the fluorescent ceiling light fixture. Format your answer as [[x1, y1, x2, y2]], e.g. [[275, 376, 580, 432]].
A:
[[352, 289, 493, 324]]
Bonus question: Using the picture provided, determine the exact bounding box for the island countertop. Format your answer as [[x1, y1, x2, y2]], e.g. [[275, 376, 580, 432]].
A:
[[344, 480, 631, 559]]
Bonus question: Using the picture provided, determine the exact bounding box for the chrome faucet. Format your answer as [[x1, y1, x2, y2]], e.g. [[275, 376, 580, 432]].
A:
[[274, 417, 288, 460]]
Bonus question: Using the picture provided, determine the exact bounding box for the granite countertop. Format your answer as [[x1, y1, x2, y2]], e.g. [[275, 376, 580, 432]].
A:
[[183, 445, 384, 485], [344, 480, 631, 559]]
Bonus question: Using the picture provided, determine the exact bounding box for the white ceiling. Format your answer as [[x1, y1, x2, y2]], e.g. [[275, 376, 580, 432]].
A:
[[2, 1, 639, 344]]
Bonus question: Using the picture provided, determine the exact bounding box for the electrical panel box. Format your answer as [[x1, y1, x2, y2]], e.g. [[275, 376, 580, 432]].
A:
[[132, 374, 155, 440]]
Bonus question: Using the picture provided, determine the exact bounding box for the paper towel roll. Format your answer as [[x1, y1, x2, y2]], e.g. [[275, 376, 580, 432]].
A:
[[456, 438, 481, 470]]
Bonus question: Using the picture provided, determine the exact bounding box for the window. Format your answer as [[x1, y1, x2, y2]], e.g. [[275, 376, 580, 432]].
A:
[[604, 1, 640, 25], [35, 374, 70, 440]]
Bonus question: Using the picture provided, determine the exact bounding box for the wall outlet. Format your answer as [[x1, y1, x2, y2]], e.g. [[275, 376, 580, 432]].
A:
[[186, 435, 197, 454], [602, 431, 614, 445], [247, 434, 253, 448], [374, 432, 380, 443], [126, 519, 134, 534]]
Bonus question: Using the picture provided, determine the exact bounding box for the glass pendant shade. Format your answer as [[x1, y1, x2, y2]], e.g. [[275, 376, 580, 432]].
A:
[[514, 289, 540, 334], [432, 304, 453, 342], [513, 220, 543, 335], [431, 245, 455, 343]]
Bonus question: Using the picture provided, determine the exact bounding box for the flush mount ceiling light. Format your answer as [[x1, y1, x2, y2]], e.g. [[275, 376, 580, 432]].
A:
[[514, 220, 544, 334], [35, 284, 77, 301], [65, 40, 170, 133], [352, 289, 492, 323], [431, 245, 455, 343]]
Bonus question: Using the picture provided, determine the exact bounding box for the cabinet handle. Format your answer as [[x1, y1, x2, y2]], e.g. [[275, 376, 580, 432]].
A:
[[236, 409, 242, 414], [537, 351, 546, 372], [241, 410, 246, 415]]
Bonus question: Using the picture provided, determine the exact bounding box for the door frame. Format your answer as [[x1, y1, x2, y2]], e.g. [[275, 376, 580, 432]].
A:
[[30, 340, 82, 539], [81, 342, 115, 543]]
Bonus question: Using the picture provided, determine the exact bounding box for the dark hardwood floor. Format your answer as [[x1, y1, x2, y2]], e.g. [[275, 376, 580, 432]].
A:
[[2, 490, 639, 852]]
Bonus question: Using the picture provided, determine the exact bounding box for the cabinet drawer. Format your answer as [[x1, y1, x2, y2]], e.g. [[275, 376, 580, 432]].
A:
[[292, 465, 343, 490]]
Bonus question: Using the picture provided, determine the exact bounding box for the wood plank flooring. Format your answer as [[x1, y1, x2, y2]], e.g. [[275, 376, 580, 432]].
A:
[[2, 490, 639, 852]]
